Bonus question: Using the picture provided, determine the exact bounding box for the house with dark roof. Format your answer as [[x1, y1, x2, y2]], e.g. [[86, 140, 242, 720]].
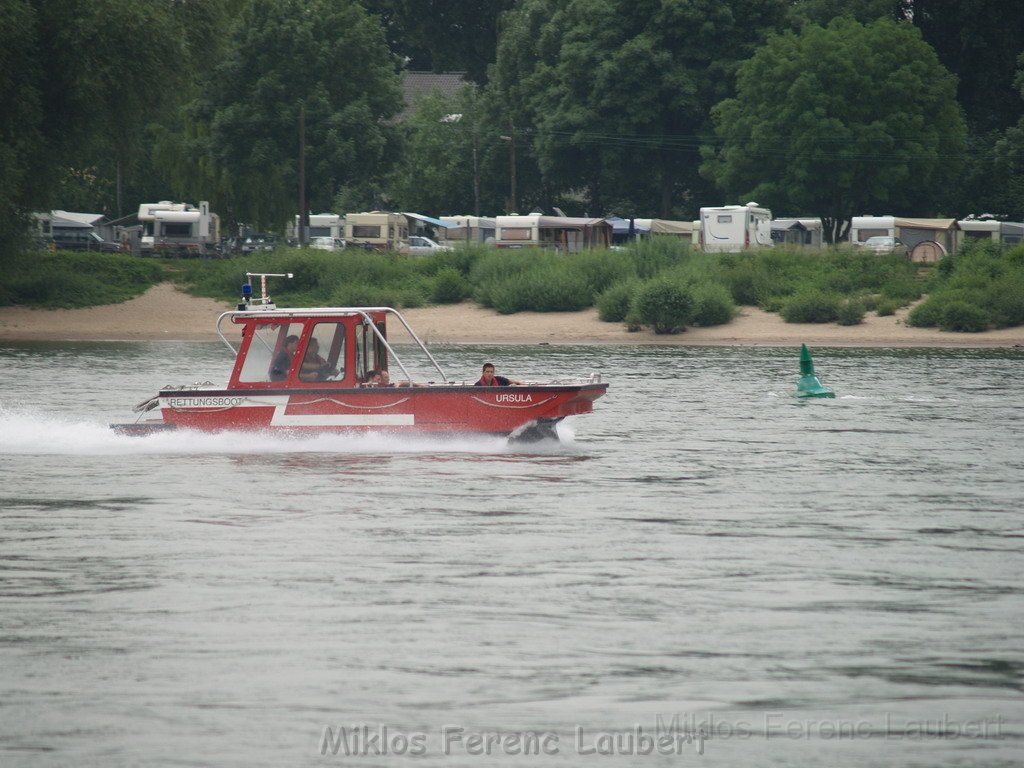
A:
[[398, 71, 468, 121]]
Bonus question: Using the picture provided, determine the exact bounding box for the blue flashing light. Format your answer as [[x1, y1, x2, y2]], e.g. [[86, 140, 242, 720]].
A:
[[242, 283, 252, 297]]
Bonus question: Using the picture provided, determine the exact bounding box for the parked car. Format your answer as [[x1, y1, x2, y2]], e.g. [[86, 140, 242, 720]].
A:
[[405, 235, 452, 255], [309, 236, 346, 251], [240, 234, 277, 255], [861, 235, 909, 256], [46, 230, 122, 253]]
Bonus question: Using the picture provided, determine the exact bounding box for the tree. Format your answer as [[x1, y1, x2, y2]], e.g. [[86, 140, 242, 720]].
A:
[[909, 0, 1024, 134], [487, 0, 787, 217], [386, 88, 508, 215], [702, 17, 967, 242], [187, 0, 402, 230], [0, 0, 225, 260]]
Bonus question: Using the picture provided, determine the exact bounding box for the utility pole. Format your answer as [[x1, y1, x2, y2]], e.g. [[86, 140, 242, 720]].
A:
[[500, 124, 517, 214], [298, 102, 308, 245]]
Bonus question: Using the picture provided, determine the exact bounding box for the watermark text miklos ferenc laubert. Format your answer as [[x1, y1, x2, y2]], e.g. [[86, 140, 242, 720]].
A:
[[318, 713, 1005, 758]]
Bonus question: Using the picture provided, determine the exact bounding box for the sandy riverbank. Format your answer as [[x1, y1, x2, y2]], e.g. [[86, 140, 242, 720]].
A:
[[1, 282, 1022, 347]]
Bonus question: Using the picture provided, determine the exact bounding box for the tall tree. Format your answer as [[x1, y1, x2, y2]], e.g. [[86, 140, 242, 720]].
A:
[[487, 0, 787, 217], [702, 17, 967, 241], [909, 0, 1024, 133], [1, 0, 223, 258], [190, 0, 402, 229], [0, 0, 43, 255]]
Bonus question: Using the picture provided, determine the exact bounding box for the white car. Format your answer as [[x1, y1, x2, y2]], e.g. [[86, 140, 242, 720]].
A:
[[860, 235, 909, 256], [406, 235, 452, 255], [310, 236, 345, 251]]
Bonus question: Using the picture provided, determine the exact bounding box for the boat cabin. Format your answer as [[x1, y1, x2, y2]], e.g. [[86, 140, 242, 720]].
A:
[[220, 305, 447, 392]]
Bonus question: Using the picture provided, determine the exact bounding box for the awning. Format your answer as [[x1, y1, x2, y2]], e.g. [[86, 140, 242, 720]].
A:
[[403, 212, 452, 228], [606, 216, 651, 234], [895, 218, 958, 230], [50, 215, 93, 229], [52, 210, 105, 226], [155, 211, 200, 223], [645, 219, 693, 235]]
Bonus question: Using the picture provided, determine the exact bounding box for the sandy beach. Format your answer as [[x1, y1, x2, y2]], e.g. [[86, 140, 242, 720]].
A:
[[0, 282, 1022, 346]]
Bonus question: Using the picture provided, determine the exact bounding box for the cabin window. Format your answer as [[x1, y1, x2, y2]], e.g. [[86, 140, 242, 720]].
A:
[[355, 323, 375, 382], [298, 322, 346, 383], [160, 222, 192, 237], [354, 319, 388, 383], [352, 225, 381, 238], [502, 228, 532, 241], [716, 215, 733, 224], [239, 322, 302, 383], [308, 226, 331, 237]]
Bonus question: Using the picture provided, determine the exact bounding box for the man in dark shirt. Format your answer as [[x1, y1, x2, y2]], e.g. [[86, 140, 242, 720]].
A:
[[269, 335, 299, 381], [474, 362, 523, 386]]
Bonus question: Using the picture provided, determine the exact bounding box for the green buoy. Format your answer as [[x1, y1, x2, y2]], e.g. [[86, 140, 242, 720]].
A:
[[796, 344, 835, 398]]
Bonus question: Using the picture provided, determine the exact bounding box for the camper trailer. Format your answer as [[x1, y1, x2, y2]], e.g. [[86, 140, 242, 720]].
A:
[[698, 203, 773, 253], [850, 216, 960, 261], [957, 218, 1024, 246], [138, 201, 220, 256], [495, 215, 612, 252], [440, 216, 496, 245], [344, 212, 408, 251], [292, 213, 343, 242]]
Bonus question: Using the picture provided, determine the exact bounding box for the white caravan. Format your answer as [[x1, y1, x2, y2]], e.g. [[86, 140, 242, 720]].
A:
[[699, 202, 773, 252], [293, 213, 343, 241], [138, 201, 220, 256]]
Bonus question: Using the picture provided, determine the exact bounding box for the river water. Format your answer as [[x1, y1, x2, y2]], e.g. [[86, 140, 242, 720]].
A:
[[1, 341, 1022, 767]]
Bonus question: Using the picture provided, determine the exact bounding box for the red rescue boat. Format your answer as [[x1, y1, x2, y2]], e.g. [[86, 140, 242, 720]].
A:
[[112, 273, 608, 441]]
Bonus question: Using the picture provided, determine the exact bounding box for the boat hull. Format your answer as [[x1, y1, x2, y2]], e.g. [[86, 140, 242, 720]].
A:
[[112, 384, 607, 437]]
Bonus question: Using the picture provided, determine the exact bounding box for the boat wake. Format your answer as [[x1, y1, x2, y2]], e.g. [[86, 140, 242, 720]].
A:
[[0, 406, 577, 457]]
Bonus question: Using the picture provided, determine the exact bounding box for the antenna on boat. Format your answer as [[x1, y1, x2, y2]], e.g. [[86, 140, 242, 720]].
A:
[[240, 272, 293, 310]]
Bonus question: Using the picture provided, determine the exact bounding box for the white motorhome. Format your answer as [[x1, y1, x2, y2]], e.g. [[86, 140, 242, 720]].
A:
[[495, 214, 612, 252], [138, 201, 220, 256], [698, 203, 773, 252]]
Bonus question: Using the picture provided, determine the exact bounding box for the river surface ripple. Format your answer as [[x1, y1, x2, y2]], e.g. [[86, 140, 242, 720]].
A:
[[0, 342, 1022, 767]]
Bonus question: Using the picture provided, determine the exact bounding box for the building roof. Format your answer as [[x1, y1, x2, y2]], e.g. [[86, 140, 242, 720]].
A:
[[398, 71, 468, 121]]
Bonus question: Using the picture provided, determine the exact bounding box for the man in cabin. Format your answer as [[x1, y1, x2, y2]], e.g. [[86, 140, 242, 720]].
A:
[[298, 338, 338, 381], [269, 335, 299, 381], [474, 362, 523, 386]]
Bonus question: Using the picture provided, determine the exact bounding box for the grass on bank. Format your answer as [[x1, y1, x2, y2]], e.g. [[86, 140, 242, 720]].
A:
[[5, 238, 1022, 334], [0, 250, 163, 308]]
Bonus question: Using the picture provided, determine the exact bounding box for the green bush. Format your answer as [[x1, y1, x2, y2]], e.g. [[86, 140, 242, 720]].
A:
[[988, 277, 1024, 327], [567, 249, 635, 298], [940, 300, 990, 332], [488, 266, 591, 313], [596, 280, 638, 322], [690, 283, 735, 327], [780, 289, 840, 323], [632, 279, 694, 333], [836, 298, 866, 326], [906, 296, 944, 327], [875, 298, 902, 316], [625, 235, 688, 278], [431, 267, 471, 304]]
